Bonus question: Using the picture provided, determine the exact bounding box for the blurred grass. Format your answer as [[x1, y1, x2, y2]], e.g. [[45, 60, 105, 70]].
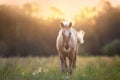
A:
[[0, 56, 120, 80]]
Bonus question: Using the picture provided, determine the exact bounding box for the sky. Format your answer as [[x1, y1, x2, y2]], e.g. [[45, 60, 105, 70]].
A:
[[0, 0, 100, 14], [0, 0, 120, 6], [1, 0, 120, 11], [0, 0, 120, 20]]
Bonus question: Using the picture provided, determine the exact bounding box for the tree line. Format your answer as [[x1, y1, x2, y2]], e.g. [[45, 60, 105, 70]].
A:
[[0, 1, 120, 57]]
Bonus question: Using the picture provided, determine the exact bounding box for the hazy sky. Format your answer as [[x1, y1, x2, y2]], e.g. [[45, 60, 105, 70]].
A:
[[0, 0, 100, 11], [1, 0, 120, 8], [0, 0, 120, 12], [0, 0, 120, 20], [0, 0, 120, 6]]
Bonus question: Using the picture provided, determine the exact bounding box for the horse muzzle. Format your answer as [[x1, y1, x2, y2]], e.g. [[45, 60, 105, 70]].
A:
[[64, 45, 71, 53], [65, 45, 69, 50]]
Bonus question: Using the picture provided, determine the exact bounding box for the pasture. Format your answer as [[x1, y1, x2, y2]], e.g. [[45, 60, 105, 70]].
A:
[[0, 56, 120, 80]]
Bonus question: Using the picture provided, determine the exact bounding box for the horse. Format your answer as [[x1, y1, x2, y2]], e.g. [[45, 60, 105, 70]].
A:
[[56, 21, 85, 74]]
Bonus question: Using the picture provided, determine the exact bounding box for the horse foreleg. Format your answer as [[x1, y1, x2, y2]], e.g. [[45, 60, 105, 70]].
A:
[[68, 53, 74, 74], [73, 52, 76, 68], [59, 53, 67, 73], [73, 46, 79, 69]]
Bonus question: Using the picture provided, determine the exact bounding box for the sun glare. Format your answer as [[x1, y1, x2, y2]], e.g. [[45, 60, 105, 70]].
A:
[[1, 0, 119, 22]]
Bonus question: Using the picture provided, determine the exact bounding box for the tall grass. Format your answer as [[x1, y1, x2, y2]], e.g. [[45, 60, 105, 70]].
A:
[[0, 56, 120, 80]]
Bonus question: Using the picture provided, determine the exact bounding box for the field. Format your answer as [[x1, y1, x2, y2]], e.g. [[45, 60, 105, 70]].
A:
[[0, 56, 120, 80]]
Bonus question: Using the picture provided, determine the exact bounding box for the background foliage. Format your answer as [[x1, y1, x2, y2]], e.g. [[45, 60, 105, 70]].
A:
[[0, 1, 120, 57]]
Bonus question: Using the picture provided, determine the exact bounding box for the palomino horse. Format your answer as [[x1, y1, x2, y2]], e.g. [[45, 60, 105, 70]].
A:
[[56, 21, 85, 74]]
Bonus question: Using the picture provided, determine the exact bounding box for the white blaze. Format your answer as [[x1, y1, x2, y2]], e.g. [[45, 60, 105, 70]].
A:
[[64, 30, 69, 37]]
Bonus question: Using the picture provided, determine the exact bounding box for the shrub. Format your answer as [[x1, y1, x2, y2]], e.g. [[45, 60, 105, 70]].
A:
[[102, 39, 120, 56], [0, 41, 8, 56]]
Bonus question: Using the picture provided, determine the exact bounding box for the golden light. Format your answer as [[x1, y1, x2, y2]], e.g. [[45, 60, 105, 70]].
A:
[[1, 0, 119, 22], [33, 6, 64, 20]]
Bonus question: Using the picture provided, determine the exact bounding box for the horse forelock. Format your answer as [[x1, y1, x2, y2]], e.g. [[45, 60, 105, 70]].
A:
[[62, 21, 71, 27]]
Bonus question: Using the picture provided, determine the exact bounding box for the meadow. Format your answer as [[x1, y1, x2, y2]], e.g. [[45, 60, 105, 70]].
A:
[[0, 56, 120, 80]]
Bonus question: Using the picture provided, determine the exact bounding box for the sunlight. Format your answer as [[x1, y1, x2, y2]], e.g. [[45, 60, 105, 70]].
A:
[[63, 16, 75, 25], [38, 10, 66, 20], [25, 3, 97, 23], [31, 12, 37, 17], [1, 0, 119, 23]]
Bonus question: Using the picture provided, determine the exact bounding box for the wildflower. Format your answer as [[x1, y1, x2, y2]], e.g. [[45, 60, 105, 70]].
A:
[[32, 72, 36, 75], [65, 76, 69, 79], [38, 67, 42, 72], [32, 67, 42, 75], [62, 75, 69, 80]]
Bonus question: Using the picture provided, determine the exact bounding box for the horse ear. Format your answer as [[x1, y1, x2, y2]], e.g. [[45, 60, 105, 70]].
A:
[[69, 22, 72, 28], [61, 22, 64, 28]]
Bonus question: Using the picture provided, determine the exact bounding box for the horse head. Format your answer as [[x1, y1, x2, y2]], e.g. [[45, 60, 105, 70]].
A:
[[61, 21, 72, 51]]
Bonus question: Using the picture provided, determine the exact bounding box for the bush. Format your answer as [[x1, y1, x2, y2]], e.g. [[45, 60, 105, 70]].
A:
[[0, 41, 8, 57], [102, 39, 120, 56]]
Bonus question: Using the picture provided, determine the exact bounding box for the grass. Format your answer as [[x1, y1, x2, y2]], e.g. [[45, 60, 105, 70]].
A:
[[0, 56, 120, 80]]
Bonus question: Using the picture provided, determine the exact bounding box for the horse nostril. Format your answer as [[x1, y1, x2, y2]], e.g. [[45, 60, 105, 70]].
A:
[[65, 45, 69, 50]]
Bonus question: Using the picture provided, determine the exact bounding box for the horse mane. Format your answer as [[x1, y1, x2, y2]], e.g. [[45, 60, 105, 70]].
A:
[[77, 30, 85, 44]]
